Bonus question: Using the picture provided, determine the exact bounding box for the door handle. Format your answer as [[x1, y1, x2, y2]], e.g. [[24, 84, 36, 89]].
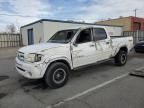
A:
[[89, 44, 95, 47], [106, 41, 110, 44]]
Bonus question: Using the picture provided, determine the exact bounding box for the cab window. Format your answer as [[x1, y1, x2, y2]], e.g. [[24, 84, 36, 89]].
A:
[[94, 28, 107, 41], [76, 28, 92, 44], [48, 29, 78, 43]]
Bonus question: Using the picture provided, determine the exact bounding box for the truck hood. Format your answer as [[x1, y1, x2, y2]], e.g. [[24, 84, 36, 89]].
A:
[[19, 43, 65, 54]]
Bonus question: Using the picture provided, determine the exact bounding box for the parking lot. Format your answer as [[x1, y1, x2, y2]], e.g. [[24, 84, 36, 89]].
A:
[[0, 48, 144, 108]]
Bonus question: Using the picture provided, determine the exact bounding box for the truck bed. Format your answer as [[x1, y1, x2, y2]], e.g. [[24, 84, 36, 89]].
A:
[[111, 36, 133, 56]]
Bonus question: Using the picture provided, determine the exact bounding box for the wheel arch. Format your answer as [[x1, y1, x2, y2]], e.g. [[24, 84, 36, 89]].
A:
[[119, 46, 128, 53], [42, 57, 72, 77], [115, 46, 128, 56], [48, 59, 72, 70]]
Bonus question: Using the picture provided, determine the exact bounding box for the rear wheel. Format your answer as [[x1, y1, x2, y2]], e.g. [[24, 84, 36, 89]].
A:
[[44, 62, 70, 89], [114, 50, 127, 66]]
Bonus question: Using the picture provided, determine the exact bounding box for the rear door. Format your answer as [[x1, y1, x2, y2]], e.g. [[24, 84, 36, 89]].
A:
[[93, 28, 112, 60], [72, 28, 96, 68]]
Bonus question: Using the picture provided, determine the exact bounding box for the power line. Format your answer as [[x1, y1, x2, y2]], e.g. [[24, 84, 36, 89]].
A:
[[0, 13, 39, 18], [0, 10, 143, 22], [0, 13, 100, 22], [0, 13, 84, 22]]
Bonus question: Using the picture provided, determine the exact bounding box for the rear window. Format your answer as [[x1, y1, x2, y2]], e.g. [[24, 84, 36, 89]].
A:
[[94, 28, 107, 41]]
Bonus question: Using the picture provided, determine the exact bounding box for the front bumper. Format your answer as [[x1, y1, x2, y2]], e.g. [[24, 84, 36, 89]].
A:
[[15, 57, 44, 79]]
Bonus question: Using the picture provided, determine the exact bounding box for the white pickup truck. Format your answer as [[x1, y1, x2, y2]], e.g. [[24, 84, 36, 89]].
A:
[[16, 26, 133, 88]]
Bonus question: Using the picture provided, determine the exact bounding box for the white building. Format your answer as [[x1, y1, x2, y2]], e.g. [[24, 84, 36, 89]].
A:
[[21, 19, 123, 45]]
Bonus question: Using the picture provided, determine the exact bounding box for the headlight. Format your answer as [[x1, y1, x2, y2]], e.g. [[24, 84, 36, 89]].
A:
[[35, 54, 43, 62], [25, 53, 43, 63]]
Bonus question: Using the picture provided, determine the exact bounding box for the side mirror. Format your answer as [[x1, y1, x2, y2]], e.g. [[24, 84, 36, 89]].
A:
[[73, 42, 78, 47]]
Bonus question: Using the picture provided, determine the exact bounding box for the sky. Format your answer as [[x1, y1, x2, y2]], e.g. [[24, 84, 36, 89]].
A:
[[0, 0, 144, 32]]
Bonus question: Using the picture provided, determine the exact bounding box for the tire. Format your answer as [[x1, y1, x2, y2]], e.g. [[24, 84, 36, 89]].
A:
[[114, 50, 127, 66], [44, 62, 70, 89]]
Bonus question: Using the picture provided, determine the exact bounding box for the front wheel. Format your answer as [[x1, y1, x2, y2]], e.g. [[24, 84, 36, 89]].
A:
[[44, 62, 70, 89], [114, 50, 127, 66]]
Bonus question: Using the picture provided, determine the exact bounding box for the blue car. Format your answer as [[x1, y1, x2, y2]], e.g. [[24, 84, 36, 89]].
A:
[[134, 42, 144, 53]]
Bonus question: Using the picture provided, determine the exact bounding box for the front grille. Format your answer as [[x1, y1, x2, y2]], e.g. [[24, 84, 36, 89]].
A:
[[17, 52, 24, 62]]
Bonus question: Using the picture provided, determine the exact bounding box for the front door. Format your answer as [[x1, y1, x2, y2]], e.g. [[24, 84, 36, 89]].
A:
[[27, 29, 34, 45], [72, 28, 96, 68]]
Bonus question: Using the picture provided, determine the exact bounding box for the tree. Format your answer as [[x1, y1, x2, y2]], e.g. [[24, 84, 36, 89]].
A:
[[6, 23, 16, 33]]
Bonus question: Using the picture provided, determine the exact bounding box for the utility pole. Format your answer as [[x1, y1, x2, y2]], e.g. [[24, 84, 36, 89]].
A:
[[134, 9, 138, 17]]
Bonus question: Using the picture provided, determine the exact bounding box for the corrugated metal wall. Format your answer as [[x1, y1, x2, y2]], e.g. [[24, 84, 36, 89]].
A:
[[123, 30, 144, 44]]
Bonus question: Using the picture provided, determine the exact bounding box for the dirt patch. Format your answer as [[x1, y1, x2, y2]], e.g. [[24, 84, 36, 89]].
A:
[[0, 76, 9, 81]]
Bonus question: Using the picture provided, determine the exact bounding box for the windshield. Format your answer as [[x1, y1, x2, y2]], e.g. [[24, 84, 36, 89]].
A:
[[48, 29, 78, 43]]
